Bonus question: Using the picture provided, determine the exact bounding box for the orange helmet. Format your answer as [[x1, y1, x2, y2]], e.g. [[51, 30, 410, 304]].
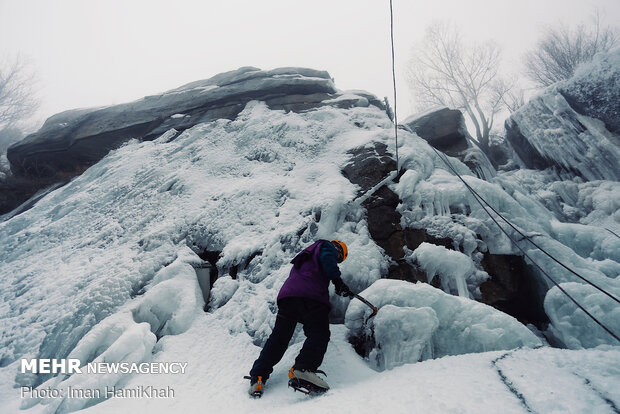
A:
[[331, 240, 348, 262]]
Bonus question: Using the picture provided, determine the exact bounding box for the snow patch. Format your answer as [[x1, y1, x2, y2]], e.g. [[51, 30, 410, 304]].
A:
[[345, 280, 541, 371]]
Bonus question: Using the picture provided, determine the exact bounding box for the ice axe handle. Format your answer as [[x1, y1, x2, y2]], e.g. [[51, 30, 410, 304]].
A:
[[352, 293, 378, 322]]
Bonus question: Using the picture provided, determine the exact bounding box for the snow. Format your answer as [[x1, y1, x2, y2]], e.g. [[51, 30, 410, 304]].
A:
[[321, 92, 369, 107], [4, 319, 615, 414], [545, 282, 620, 349], [1, 80, 619, 412], [345, 280, 542, 372]]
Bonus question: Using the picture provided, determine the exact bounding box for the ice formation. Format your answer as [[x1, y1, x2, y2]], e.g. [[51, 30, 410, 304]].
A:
[[345, 280, 542, 370], [409, 242, 488, 298]]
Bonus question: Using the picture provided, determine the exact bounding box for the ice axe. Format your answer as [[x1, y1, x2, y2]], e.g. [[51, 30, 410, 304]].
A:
[[351, 293, 378, 323]]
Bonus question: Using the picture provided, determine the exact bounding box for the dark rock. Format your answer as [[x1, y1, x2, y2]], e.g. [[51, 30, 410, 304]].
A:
[[403, 227, 455, 251], [479, 253, 548, 326], [387, 261, 428, 284], [341, 141, 421, 280], [402, 107, 496, 179], [265, 93, 335, 112], [0, 177, 69, 218], [0, 176, 47, 216], [402, 108, 469, 157], [197, 250, 221, 285], [361, 186, 404, 262], [341, 142, 396, 196], [8, 67, 385, 180]]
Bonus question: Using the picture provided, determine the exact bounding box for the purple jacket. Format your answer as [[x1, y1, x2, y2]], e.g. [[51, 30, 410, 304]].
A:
[[277, 240, 340, 307]]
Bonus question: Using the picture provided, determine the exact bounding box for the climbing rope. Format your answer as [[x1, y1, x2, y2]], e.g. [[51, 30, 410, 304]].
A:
[[606, 228, 620, 239], [431, 146, 620, 343], [389, 0, 400, 172], [434, 152, 620, 305]]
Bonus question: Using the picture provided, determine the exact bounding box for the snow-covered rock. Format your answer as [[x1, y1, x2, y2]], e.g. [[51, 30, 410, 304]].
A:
[[345, 280, 542, 370], [403, 107, 496, 180], [7, 67, 384, 179], [504, 48, 620, 181]]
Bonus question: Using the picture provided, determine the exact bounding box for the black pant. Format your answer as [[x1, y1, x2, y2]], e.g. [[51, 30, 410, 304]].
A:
[[249, 297, 330, 381]]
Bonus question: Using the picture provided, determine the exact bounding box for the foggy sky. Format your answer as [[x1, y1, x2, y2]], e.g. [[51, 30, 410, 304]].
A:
[[1, 0, 619, 129]]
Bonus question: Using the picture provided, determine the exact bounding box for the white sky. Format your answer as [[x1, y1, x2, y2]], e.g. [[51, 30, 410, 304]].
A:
[[1, 0, 619, 129]]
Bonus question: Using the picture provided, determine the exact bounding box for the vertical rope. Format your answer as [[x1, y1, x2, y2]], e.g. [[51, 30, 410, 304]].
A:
[[389, 0, 400, 172]]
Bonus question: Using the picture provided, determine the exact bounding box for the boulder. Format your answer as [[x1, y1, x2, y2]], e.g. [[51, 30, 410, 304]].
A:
[[558, 49, 620, 136], [341, 142, 396, 195], [7, 67, 383, 179], [402, 107, 496, 179], [402, 107, 468, 157]]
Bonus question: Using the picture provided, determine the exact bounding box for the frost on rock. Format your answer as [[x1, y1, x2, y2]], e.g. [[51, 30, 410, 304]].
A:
[[505, 48, 620, 181], [393, 135, 619, 346], [345, 280, 542, 371], [544, 282, 620, 349], [1, 60, 620, 413], [371, 305, 439, 370], [493, 168, 620, 233], [208, 276, 239, 310], [409, 242, 488, 298]]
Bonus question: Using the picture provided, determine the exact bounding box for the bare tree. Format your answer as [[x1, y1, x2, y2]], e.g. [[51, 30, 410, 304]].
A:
[[0, 55, 38, 130], [406, 22, 512, 153], [524, 12, 619, 87], [490, 76, 526, 114]]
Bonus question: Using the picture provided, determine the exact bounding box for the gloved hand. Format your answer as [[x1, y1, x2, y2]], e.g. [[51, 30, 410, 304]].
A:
[[333, 278, 353, 297]]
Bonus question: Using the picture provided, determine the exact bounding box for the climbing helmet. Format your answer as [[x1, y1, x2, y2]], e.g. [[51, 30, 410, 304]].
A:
[[331, 240, 348, 262]]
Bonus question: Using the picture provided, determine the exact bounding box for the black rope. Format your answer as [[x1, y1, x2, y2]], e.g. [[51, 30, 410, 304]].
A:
[[440, 157, 619, 305], [470, 188, 619, 304], [389, 0, 399, 172], [430, 147, 620, 343], [606, 228, 620, 239]]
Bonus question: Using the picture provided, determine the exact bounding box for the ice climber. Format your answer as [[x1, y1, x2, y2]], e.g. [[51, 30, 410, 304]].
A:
[[246, 239, 352, 397]]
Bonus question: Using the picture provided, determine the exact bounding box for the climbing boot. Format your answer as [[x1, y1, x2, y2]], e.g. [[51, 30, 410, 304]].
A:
[[245, 376, 264, 398], [288, 366, 329, 394]]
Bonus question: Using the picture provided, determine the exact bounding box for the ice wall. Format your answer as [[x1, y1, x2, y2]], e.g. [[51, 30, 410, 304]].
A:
[[505, 48, 620, 181]]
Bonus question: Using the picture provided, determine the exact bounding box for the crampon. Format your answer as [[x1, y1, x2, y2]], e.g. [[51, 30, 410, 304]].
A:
[[287, 367, 329, 395], [287, 377, 328, 395], [244, 375, 263, 398]]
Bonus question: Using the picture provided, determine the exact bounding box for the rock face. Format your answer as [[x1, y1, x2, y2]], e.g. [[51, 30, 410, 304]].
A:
[[403, 108, 469, 156], [402, 107, 496, 180], [341, 143, 425, 282], [2, 67, 385, 215], [7, 67, 383, 179], [558, 49, 620, 136], [341, 141, 546, 326], [504, 48, 620, 181], [479, 253, 548, 325]]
